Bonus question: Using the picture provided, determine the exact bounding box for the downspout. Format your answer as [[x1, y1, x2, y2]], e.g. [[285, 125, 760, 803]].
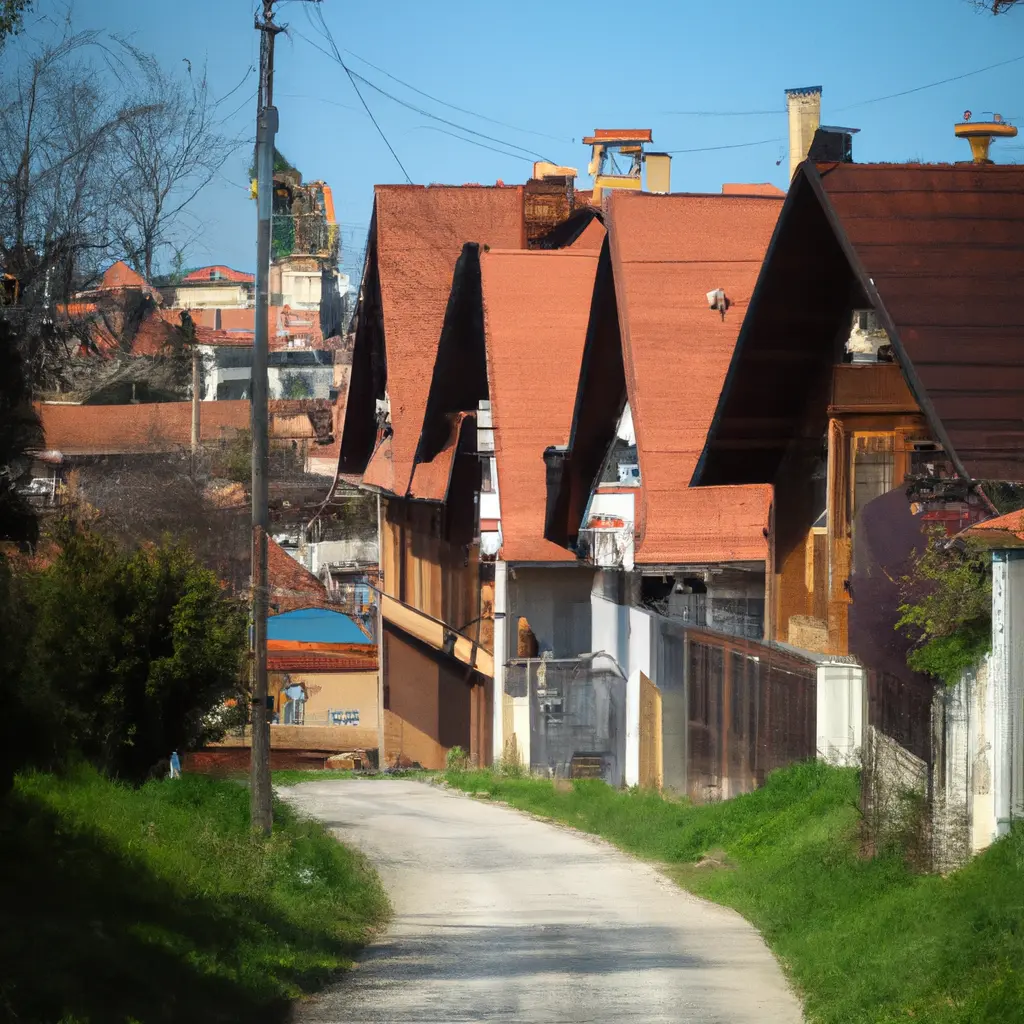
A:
[[376, 491, 385, 767], [493, 561, 508, 767]]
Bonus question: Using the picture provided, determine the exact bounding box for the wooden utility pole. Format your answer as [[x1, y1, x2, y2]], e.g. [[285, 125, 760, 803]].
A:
[[190, 343, 201, 455], [250, 0, 282, 835]]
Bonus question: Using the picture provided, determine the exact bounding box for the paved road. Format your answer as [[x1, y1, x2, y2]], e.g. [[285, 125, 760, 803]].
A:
[[283, 780, 803, 1024]]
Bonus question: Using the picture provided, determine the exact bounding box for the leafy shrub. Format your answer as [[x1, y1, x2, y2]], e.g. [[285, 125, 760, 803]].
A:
[[896, 529, 992, 686]]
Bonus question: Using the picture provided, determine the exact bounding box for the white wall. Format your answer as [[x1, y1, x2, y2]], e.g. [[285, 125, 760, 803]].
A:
[[591, 592, 629, 673], [816, 662, 864, 766]]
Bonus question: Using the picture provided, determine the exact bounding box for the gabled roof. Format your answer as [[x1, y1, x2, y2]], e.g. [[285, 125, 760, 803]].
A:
[[482, 248, 599, 562], [817, 162, 1024, 480], [722, 183, 786, 197], [697, 161, 1024, 485], [607, 191, 782, 562], [267, 540, 330, 614], [99, 261, 154, 293], [344, 184, 526, 495], [182, 265, 254, 284]]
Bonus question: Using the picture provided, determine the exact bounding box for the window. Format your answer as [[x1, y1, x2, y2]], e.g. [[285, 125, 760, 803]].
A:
[[851, 434, 895, 526], [856, 309, 878, 332], [480, 457, 495, 493]]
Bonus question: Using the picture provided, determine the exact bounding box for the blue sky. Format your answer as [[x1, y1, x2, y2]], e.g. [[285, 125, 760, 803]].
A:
[[14, 0, 1024, 276]]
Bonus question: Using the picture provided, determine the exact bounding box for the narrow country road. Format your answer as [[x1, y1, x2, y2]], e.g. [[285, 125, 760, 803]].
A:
[[283, 780, 803, 1024]]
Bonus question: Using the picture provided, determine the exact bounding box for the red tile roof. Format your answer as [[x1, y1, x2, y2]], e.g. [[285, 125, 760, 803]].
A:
[[408, 412, 473, 502], [482, 249, 599, 562], [37, 401, 250, 455], [569, 218, 607, 251], [99, 261, 155, 293], [722, 183, 786, 197], [268, 538, 329, 612], [182, 265, 255, 284], [963, 509, 1024, 547], [361, 435, 395, 493], [267, 651, 377, 673], [606, 191, 783, 564], [373, 184, 526, 496], [189, 306, 330, 350]]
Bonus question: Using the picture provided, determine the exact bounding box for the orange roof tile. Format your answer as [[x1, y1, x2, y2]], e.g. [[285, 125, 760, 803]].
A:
[[963, 509, 1024, 548], [267, 651, 377, 673], [722, 183, 786, 197], [182, 265, 254, 284], [267, 538, 329, 612], [99, 260, 154, 292], [361, 435, 395, 493], [482, 249, 599, 562], [189, 306, 327, 350], [569, 217, 607, 251], [37, 401, 249, 455], [408, 412, 473, 502], [606, 191, 783, 564], [374, 185, 526, 496]]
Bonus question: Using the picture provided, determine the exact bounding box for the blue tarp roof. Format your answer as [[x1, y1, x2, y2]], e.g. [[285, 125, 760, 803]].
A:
[[267, 607, 367, 644]]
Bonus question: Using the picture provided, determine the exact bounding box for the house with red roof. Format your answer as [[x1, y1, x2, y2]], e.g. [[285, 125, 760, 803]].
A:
[[546, 190, 783, 640], [162, 265, 255, 310], [336, 182, 604, 769]]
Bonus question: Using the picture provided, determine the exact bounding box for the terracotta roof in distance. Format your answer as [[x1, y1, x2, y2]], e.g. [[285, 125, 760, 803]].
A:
[[963, 509, 1024, 548], [267, 538, 330, 612], [606, 190, 783, 564], [37, 401, 249, 455], [182, 265, 255, 284], [99, 261, 154, 292], [482, 248, 600, 562], [722, 183, 786, 197]]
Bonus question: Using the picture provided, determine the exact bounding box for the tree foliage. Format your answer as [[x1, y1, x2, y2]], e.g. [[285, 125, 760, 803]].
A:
[[2, 525, 247, 790], [896, 529, 992, 686], [0, 0, 31, 46]]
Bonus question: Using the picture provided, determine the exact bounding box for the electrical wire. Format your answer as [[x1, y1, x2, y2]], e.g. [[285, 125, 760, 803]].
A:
[[342, 49, 569, 144], [663, 109, 783, 117], [664, 136, 784, 154], [834, 51, 1024, 112], [406, 125, 537, 162], [296, 14, 557, 163], [299, 9, 413, 183]]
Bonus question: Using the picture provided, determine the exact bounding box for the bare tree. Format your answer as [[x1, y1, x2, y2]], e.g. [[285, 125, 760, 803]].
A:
[[107, 49, 242, 281], [0, 30, 148, 387]]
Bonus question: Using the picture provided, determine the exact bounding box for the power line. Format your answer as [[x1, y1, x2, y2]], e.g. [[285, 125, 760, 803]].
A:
[[295, 15, 556, 163], [663, 109, 783, 117], [342, 49, 570, 144], [664, 136, 784, 155], [341, 65, 555, 162], [835, 51, 1024, 112], [299, 9, 413, 184], [407, 125, 537, 163]]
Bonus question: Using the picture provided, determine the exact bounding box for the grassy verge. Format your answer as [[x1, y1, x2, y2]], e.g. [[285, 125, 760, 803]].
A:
[[0, 767, 389, 1024], [446, 761, 1024, 1024]]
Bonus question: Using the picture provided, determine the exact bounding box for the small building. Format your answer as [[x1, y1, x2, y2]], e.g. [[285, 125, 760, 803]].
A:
[[162, 265, 254, 309]]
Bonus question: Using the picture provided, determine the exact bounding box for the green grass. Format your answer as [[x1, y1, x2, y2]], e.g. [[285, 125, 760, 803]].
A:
[[0, 767, 389, 1023], [446, 761, 1024, 1024]]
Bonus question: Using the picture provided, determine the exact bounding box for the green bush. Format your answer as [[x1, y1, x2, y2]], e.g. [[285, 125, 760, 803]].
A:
[[17, 525, 247, 783]]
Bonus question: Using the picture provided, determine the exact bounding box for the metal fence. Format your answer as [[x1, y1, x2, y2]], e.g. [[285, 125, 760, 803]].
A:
[[651, 621, 818, 800], [507, 656, 627, 787]]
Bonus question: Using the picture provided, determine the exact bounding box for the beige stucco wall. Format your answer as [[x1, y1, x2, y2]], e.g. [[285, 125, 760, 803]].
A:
[[270, 670, 378, 729]]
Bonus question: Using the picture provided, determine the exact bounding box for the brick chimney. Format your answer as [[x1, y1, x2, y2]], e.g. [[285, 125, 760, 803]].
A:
[[785, 86, 822, 180]]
